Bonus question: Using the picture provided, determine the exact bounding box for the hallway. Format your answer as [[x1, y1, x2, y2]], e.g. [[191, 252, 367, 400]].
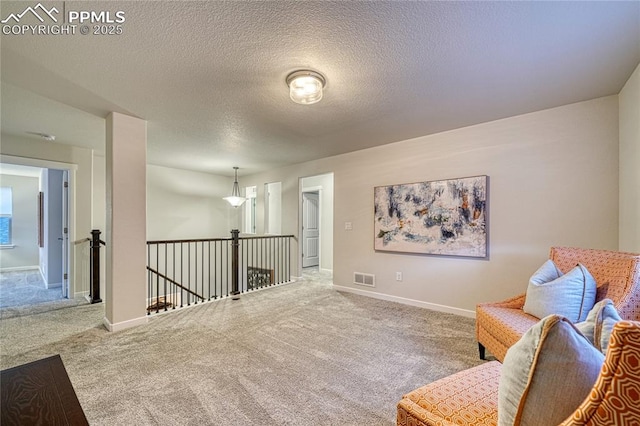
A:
[[0, 269, 63, 308], [0, 269, 85, 319]]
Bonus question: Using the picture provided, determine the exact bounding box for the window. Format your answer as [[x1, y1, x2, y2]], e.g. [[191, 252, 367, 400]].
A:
[[0, 187, 12, 245], [244, 186, 257, 234]]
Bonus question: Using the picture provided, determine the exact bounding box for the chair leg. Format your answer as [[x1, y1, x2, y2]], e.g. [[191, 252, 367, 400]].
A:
[[478, 343, 486, 360]]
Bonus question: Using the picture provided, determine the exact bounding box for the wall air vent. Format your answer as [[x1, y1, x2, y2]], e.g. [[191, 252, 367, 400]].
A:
[[354, 272, 375, 287]]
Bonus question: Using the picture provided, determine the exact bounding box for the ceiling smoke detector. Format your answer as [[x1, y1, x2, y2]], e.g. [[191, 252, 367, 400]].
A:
[[26, 131, 56, 141]]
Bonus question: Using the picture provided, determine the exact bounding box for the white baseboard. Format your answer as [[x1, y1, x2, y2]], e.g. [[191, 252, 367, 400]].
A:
[[103, 316, 148, 332], [46, 281, 62, 289], [332, 284, 476, 319], [0, 265, 40, 272], [320, 268, 333, 274]]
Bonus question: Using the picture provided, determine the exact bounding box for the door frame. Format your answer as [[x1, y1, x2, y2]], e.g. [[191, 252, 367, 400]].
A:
[[298, 172, 334, 278], [61, 170, 70, 297], [1, 155, 76, 298]]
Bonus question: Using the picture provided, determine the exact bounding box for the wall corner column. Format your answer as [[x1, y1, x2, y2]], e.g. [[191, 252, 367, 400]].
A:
[[104, 112, 147, 331]]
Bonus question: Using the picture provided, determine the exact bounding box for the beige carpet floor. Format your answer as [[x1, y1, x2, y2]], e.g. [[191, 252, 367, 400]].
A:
[[0, 271, 484, 425], [0, 269, 65, 309]]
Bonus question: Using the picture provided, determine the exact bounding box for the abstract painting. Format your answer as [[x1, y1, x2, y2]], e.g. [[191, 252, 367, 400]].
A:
[[374, 175, 488, 257]]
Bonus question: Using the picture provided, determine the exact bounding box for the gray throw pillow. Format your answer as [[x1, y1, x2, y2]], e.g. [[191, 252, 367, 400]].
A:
[[523, 260, 596, 322], [575, 298, 621, 354], [498, 315, 605, 426]]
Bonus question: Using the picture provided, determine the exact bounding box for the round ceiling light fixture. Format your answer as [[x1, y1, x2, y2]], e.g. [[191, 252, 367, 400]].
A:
[[286, 70, 326, 105]]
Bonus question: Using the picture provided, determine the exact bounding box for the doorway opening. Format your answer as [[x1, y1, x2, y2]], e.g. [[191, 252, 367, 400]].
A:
[[300, 173, 334, 278], [0, 160, 75, 314]]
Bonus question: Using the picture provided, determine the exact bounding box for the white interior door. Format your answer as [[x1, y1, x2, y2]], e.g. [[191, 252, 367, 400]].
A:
[[302, 191, 319, 268]]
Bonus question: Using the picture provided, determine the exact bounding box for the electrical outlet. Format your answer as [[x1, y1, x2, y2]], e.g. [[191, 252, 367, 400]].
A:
[[396, 272, 402, 281], [345, 222, 352, 230]]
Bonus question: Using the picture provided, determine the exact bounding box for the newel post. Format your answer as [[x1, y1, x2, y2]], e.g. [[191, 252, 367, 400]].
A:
[[230, 229, 240, 300], [89, 229, 105, 304]]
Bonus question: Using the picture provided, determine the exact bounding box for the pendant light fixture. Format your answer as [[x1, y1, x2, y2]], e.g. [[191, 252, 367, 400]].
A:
[[223, 167, 246, 207], [286, 70, 326, 105]]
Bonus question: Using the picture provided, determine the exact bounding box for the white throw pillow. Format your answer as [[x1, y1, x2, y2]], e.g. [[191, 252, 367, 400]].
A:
[[523, 260, 596, 322], [498, 315, 605, 426], [575, 298, 621, 354]]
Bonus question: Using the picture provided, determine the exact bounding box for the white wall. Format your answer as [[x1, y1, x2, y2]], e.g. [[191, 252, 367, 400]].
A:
[[619, 62, 640, 252], [93, 154, 107, 298], [0, 174, 39, 269], [0, 92, 626, 317], [147, 164, 233, 240], [93, 155, 106, 233], [336, 96, 619, 314], [248, 96, 619, 315], [265, 181, 282, 234]]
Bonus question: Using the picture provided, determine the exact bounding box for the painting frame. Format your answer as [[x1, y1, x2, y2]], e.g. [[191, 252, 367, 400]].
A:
[[374, 175, 489, 258]]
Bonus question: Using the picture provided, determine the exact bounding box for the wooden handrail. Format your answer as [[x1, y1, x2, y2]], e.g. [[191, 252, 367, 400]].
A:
[[238, 234, 295, 240], [146, 234, 295, 245], [146, 237, 231, 245], [146, 266, 205, 301]]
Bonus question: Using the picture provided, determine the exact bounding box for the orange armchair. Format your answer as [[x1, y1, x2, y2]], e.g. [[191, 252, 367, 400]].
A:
[[397, 321, 640, 426], [476, 247, 640, 362]]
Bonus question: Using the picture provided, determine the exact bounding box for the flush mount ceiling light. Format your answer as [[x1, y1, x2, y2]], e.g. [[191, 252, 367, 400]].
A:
[[223, 166, 246, 208], [286, 70, 326, 105]]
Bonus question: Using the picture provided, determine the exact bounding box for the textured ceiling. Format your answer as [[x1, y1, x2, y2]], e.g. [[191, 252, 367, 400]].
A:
[[1, 1, 639, 175]]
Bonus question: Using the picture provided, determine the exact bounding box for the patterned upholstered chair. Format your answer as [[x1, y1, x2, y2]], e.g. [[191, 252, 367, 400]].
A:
[[397, 321, 640, 426], [476, 247, 640, 362]]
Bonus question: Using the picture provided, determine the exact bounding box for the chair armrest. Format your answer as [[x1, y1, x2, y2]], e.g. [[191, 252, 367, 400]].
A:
[[477, 293, 526, 310], [397, 398, 458, 426], [558, 321, 640, 425]]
